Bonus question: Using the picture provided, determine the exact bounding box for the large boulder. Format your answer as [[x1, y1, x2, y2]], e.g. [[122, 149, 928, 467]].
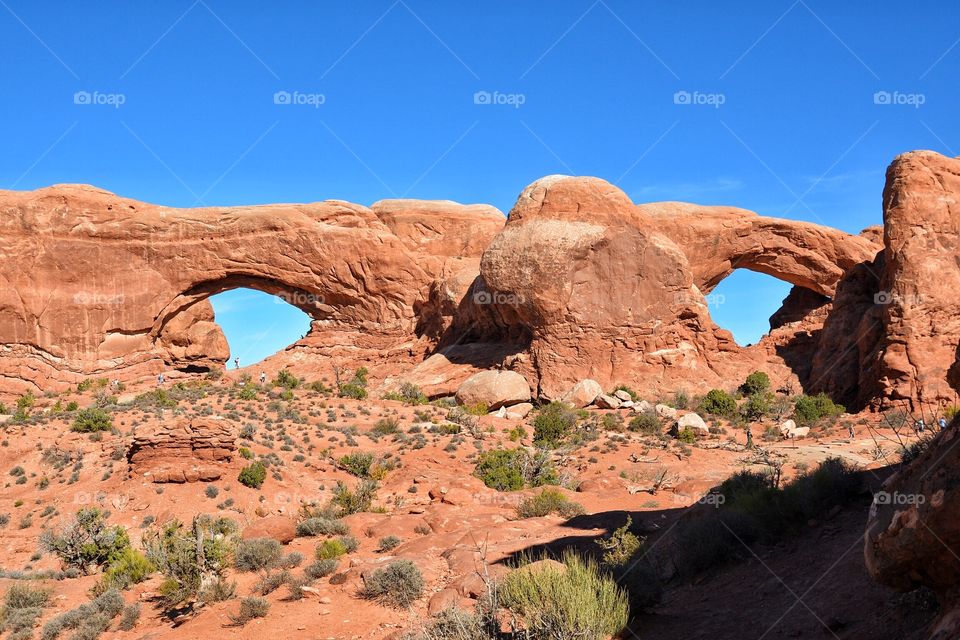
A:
[[455, 370, 530, 409], [677, 412, 708, 434], [561, 379, 603, 408]]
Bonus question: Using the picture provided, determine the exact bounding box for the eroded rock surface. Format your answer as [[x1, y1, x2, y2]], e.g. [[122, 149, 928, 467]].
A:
[[127, 416, 237, 483]]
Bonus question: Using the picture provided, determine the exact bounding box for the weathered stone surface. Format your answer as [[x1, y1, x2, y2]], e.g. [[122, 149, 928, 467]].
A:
[[595, 394, 621, 409], [455, 370, 530, 409], [561, 379, 603, 408], [242, 516, 297, 544], [127, 416, 236, 483], [677, 412, 708, 434]]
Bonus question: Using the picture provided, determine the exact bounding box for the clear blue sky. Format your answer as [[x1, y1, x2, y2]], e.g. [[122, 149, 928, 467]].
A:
[[2, 1, 957, 360]]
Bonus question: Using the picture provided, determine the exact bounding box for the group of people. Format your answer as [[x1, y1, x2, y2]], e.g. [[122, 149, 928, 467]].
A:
[[914, 416, 948, 434], [157, 365, 268, 386]]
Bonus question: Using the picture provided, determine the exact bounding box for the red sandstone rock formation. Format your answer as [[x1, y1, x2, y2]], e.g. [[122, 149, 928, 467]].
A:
[[127, 416, 237, 483]]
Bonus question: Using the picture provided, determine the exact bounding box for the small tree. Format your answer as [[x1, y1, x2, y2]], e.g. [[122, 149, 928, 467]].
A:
[[40, 508, 130, 574], [533, 402, 578, 446], [71, 408, 113, 433], [700, 389, 737, 417], [739, 371, 771, 397]]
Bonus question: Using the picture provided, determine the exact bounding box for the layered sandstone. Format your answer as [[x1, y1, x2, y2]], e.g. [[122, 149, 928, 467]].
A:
[[127, 416, 237, 483]]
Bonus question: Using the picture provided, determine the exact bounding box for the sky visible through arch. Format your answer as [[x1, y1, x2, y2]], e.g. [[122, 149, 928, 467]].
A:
[[2, 1, 957, 358]]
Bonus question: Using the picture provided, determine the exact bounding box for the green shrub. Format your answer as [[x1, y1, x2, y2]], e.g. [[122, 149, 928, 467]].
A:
[[39, 589, 122, 640], [371, 417, 401, 436], [274, 369, 300, 389], [793, 393, 844, 426], [118, 603, 141, 631], [239, 446, 254, 459], [316, 538, 348, 560], [383, 382, 428, 405], [337, 367, 369, 400], [675, 426, 698, 443], [628, 411, 662, 435], [739, 371, 770, 396], [94, 547, 154, 594], [498, 552, 629, 640], [742, 392, 772, 421], [71, 408, 112, 433], [238, 462, 267, 489], [234, 537, 283, 572], [533, 402, 578, 446], [596, 516, 642, 567], [230, 596, 269, 625], [699, 389, 737, 417], [361, 560, 424, 608], [474, 449, 526, 491], [143, 515, 237, 608], [517, 489, 585, 519], [40, 508, 130, 574], [339, 452, 375, 477], [330, 479, 378, 516]]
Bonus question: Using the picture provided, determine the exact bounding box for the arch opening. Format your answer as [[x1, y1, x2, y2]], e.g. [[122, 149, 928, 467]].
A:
[[207, 288, 313, 368], [708, 270, 828, 347]]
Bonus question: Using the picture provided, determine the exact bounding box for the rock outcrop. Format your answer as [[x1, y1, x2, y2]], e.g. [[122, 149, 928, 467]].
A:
[[127, 416, 237, 483]]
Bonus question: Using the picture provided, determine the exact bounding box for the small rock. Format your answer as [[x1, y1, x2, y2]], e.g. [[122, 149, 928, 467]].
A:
[[561, 379, 603, 408], [594, 394, 621, 409]]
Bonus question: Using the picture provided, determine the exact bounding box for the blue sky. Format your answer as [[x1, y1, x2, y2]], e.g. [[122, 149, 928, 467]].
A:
[[2, 1, 957, 360]]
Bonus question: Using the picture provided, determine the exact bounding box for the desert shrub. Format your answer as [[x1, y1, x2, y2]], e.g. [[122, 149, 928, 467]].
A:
[[296, 516, 348, 537], [238, 461, 267, 489], [361, 559, 424, 608], [143, 515, 237, 608], [337, 367, 369, 400], [371, 417, 401, 437], [205, 485, 219, 499], [377, 535, 402, 552], [675, 426, 698, 443], [404, 607, 490, 640], [305, 558, 339, 579], [330, 479, 378, 516], [516, 489, 585, 519], [595, 516, 642, 567], [739, 371, 770, 396], [793, 393, 844, 426], [383, 382, 428, 405], [673, 389, 690, 410], [628, 411, 662, 435], [71, 408, 112, 433], [234, 537, 283, 572], [238, 384, 258, 400], [474, 449, 526, 491], [274, 369, 300, 389], [40, 589, 122, 640], [118, 603, 141, 631], [474, 448, 557, 491], [699, 389, 737, 417], [253, 570, 291, 595], [94, 547, 154, 594], [339, 452, 375, 477], [533, 402, 578, 446], [901, 435, 934, 464], [1, 584, 51, 638], [498, 552, 629, 640], [40, 508, 130, 574], [230, 596, 269, 625], [316, 538, 348, 560]]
